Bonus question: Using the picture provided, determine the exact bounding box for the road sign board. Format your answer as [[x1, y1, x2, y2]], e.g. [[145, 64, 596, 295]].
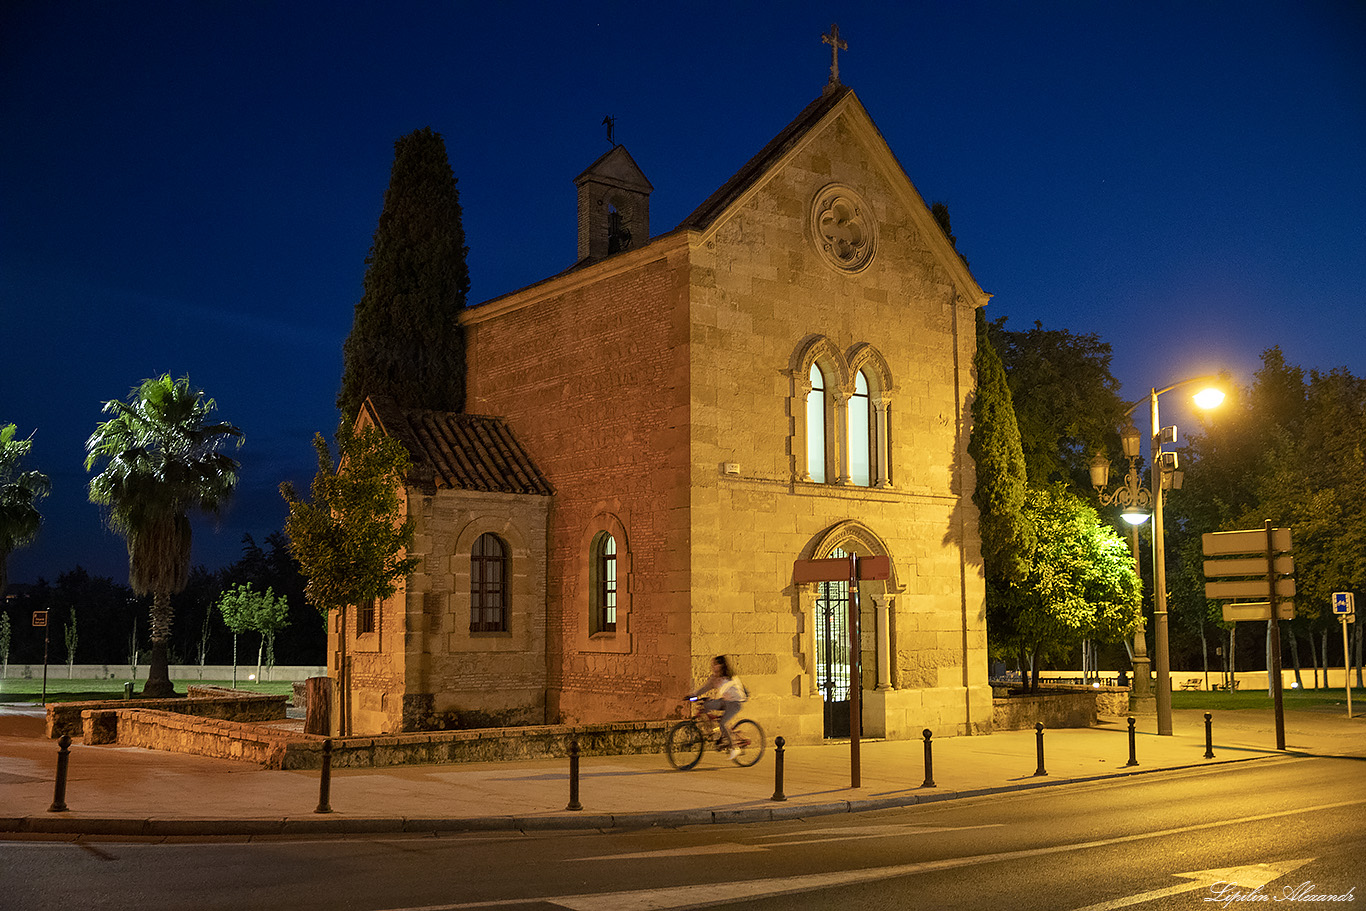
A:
[[1333, 592, 1356, 615], [1205, 578, 1296, 600], [31, 610, 47, 627], [792, 554, 891, 584], [1203, 555, 1294, 577], [1202, 527, 1292, 556], [1222, 602, 1295, 622]]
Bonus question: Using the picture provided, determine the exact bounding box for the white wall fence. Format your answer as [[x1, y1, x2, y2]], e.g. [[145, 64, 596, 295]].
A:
[[0, 664, 326, 683], [1033, 668, 1362, 690]]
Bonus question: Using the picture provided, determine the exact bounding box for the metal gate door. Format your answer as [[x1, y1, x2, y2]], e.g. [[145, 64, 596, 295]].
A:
[[815, 548, 852, 738]]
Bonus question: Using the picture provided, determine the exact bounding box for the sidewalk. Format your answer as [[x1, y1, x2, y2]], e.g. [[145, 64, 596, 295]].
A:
[[1, 704, 1361, 838]]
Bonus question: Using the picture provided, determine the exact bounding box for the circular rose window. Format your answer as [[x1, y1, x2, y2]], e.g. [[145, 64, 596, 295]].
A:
[[810, 184, 876, 272]]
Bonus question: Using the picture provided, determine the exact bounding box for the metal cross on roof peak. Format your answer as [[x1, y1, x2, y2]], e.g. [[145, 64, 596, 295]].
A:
[[822, 24, 847, 87]]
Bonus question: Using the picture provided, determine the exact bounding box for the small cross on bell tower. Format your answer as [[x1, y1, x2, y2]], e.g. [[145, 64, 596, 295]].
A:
[[822, 24, 847, 91]]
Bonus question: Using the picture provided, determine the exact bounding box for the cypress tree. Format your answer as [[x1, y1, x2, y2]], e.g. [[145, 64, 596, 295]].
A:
[[968, 307, 1034, 588], [338, 127, 470, 422]]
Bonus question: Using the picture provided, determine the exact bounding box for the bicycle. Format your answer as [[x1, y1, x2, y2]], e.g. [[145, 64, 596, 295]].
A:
[[666, 698, 766, 770]]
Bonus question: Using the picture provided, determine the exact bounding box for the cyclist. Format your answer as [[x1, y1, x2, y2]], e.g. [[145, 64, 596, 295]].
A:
[[688, 655, 747, 760]]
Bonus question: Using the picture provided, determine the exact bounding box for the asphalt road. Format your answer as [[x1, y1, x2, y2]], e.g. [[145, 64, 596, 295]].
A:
[[2, 753, 1363, 910]]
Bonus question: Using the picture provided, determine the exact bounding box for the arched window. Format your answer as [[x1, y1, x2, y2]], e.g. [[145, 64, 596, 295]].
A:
[[470, 533, 508, 632], [849, 370, 872, 487], [807, 363, 827, 483], [591, 532, 618, 633]]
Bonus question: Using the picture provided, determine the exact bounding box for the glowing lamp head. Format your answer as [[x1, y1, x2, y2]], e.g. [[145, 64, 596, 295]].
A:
[[1121, 508, 1151, 526], [1192, 387, 1225, 410]]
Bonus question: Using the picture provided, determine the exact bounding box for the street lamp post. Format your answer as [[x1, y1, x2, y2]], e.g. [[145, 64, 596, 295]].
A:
[[1145, 378, 1224, 736]]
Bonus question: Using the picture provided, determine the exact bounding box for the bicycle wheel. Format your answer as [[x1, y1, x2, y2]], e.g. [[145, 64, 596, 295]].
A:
[[729, 719, 766, 767], [666, 720, 705, 770]]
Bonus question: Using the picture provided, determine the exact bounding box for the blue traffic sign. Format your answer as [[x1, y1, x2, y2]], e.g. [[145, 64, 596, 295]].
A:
[[1332, 592, 1355, 615]]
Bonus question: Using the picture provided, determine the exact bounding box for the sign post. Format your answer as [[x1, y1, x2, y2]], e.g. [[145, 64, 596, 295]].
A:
[[1332, 592, 1355, 718], [1202, 522, 1293, 749], [33, 611, 49, 703], [792, 553, 890, 789]]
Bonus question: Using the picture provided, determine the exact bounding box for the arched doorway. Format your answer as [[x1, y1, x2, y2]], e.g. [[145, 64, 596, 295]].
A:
[[802, 522, 901, 740]]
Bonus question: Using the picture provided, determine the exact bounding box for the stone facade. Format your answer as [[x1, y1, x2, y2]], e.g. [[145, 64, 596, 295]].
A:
[[333, 86, 991, 743]]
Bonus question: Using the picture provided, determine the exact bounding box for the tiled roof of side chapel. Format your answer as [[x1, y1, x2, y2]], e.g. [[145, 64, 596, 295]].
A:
[[362, 395, 554, 497]]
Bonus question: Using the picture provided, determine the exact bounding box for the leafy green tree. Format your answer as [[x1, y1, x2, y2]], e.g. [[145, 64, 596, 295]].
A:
[[987, 319, 1127, 491], [281, 423, 418, 618], [85, 374, 243, 697], [337, 126, 470, 422], [216, 583, 253, 686], [281, 423, 418, 734], [1176, 349, 1366, 684], [215, 583, 289, 686], [0, 423, 51, 599], [998, 485, 1142, 689]]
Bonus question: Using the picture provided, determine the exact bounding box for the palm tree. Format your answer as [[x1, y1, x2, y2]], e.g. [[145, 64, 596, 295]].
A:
[[86, 375, 243, 697], [0, 423, 51, 598]]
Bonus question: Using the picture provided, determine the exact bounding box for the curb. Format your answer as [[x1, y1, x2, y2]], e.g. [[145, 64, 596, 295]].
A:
[[0, 753, 1284, 839]]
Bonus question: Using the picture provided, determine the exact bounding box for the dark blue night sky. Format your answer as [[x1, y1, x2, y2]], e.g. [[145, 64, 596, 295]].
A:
[[3, 1, 1363, 585]]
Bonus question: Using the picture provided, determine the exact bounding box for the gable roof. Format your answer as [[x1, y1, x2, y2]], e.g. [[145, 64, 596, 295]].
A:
[[362, 395, 554, 496], [679, 85, 853, 231], [675, 85, 988, 308], [574, 144, 654, 193]]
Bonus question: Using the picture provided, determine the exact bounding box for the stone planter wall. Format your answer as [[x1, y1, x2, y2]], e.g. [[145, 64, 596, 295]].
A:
[[47, 689, 287, 739], [84, 707, 671, 770], [991, 685, 1130, 731]]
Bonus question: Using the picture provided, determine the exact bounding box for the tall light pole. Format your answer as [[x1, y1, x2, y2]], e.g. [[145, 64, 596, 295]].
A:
[[1145, 377, 1224, 736]]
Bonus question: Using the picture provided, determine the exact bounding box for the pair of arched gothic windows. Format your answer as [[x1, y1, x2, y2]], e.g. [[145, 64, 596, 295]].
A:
[[802, 342, 891, 488]]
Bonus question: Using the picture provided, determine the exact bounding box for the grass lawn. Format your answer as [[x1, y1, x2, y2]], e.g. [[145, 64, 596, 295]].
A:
[[1171, 686, 1363, 712], [0, 676, 296, 703]]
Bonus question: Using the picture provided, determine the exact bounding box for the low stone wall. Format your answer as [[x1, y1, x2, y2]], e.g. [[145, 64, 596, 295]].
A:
[[88, 708, 671, 770], [47, 690, 287, 739], [991, 686, 1129, 731]]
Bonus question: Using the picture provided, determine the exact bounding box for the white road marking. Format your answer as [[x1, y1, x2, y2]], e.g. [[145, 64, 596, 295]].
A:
[[1067, 859, 1316, 911], [367, 797, 1366, 911]]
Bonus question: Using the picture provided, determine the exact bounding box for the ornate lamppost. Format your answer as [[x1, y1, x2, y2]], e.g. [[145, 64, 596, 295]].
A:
[[1096, 378, 1224, 735], [1090, 420, 1155, 714]]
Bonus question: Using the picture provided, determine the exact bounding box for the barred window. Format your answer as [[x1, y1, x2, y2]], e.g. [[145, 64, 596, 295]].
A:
[[470, 533, 508, 632], [591, 532, 617, 633]]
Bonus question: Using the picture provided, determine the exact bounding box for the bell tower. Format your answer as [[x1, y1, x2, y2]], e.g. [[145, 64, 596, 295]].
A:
[[574, 145, 652, 263]]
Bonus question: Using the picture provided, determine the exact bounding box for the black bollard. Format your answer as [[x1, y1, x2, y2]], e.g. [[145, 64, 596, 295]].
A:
[[566, 739, 583, 811], [1033, 722, 1047, 777], [315, 738, 333, 814], [1204, 712, 1215, 759], [49, 734, 71, 813], [1125, 716, 1139, 767], [921, 729, 936, 788], [771, 736, 787, 802]]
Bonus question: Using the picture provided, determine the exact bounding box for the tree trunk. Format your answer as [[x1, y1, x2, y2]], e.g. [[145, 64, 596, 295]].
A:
[[1228, 627, 1237, 690], [1287, 624, 1303, 687], [1200, 624, 1209, 690], [140, 590, 176, 698], [1322, 629, 1330, 688], [1309, 632, 1320, 688], [304, 676, 332, 736]]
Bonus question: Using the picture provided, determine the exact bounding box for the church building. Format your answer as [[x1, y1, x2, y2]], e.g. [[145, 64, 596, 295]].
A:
[[336, 62, 994, 744]]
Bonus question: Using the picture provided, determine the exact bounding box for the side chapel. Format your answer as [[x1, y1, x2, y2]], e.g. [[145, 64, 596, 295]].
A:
[[335, 62, 994, 744]]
